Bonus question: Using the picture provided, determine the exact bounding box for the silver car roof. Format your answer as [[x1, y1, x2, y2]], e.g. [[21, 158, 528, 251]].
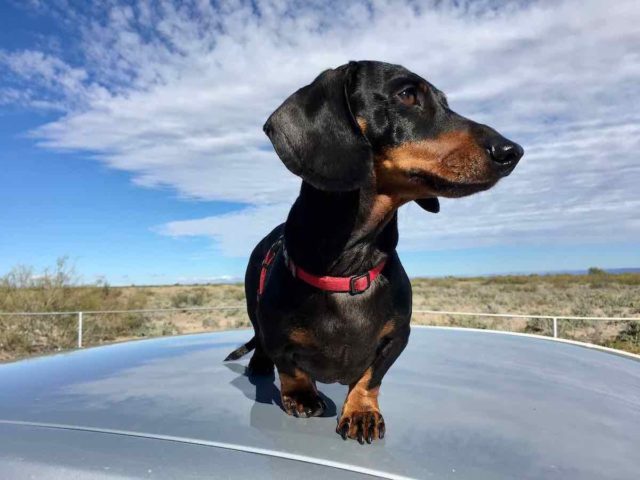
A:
[[1, 327, 639, 479]]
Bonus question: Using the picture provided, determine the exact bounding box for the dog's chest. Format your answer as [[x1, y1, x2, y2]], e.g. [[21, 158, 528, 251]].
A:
[[297, 340, 376, 385], [259, 267, 409, 383], [291, 307, 384, 384]]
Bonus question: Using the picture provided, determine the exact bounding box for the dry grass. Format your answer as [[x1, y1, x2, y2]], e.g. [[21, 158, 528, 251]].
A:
[[410, 273, 640, 353], [1, 258, 638, 362]]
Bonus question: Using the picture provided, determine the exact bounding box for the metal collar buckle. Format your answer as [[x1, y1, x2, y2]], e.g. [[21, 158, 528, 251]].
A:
[[349, 272, 370, 295]]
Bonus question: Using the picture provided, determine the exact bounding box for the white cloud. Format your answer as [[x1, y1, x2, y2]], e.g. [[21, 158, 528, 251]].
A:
[[1, 0, 639, 257], [159, 202, 293, 256]]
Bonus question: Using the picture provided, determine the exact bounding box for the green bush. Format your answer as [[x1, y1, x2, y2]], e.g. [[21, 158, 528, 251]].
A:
[[588, 267, 606, 275]]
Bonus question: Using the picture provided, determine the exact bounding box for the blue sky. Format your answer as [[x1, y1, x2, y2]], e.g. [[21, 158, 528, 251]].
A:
[[1, 0, 639, 285]]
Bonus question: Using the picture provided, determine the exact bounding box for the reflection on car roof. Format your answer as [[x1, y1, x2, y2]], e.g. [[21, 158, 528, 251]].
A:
[[0, 328, 639, 479]]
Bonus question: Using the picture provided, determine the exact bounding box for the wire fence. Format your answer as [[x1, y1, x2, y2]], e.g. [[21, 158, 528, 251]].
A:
[[1, 306, 639, 359]]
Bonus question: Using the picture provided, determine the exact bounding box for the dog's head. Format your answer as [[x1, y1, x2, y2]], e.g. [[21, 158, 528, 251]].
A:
[[263, 61, 523, 213]]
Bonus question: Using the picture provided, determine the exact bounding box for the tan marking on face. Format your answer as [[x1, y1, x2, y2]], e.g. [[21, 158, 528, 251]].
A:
[[289, 328, 317, 347], [361, 193, 404, 233], [374, 131, 494, 199], [356, 116, 367, 134], [378, 320, 395, 340]]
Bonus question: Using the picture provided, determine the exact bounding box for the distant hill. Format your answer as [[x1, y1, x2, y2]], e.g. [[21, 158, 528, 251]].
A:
[[412, 267, 640, 279], [602, 267, 640, 274], [533, 267, 640, 276]]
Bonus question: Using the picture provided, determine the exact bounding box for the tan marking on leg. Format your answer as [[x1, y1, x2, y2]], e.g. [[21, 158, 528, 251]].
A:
[[337, 368, 386, 442], [342, 368, 380, 416], [279, 368, 324, 418], [378, 320, 395, 340], [279, 368, 317, 396]]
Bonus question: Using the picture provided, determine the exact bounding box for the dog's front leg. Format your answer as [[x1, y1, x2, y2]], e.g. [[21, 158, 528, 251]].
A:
[[336, 327, 409, 444], [277, 366, 326, 418]]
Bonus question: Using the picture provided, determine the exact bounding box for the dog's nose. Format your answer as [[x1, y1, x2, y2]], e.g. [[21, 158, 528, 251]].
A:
[[488, 139, 524, 176]]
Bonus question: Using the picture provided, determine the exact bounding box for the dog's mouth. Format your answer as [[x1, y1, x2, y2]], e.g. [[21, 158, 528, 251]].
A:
[[495, 159, 518, 178], [407, 169, 497, 197]]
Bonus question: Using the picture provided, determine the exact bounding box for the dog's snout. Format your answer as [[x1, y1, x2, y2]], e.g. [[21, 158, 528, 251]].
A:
[[487, 138, 523, 175]]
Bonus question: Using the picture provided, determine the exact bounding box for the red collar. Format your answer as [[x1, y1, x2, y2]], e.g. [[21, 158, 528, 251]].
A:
[[283, 246, 386, 295], [257, 237, 387, 297]]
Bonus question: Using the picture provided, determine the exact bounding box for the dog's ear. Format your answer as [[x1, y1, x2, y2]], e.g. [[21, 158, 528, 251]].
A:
[[263, 63, 372, 191], [415, 198, 440, 213]]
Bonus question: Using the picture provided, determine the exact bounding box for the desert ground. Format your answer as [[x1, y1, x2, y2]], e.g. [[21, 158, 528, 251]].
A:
[[1, 260, 638, 362]]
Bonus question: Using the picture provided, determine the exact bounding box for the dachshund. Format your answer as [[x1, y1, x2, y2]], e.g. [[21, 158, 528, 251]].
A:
[[225, 60, 523, 444]]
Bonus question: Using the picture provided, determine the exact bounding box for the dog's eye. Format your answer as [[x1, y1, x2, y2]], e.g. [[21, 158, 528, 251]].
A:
[[398, 87, 418, 106]]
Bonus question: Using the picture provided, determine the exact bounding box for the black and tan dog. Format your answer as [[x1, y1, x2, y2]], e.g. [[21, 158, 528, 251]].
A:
[[225, 60, 523, 444]]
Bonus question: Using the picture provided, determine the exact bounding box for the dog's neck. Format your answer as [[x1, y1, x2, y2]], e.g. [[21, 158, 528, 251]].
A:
[[284, 181, 401, 276]]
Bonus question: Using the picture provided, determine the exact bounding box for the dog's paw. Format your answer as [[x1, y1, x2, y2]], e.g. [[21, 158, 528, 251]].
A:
[[336, 410, 385, 444], [281, 391, 326, 418]]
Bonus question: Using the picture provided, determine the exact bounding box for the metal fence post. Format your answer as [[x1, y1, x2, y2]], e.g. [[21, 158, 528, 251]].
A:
[[77, 312, 83, 348], [553, 317, 558, 338]]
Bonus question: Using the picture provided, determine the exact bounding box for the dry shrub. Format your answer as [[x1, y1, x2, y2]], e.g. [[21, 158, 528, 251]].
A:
[[0, 258, 149, 360], [1, 259, 638, 361]]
